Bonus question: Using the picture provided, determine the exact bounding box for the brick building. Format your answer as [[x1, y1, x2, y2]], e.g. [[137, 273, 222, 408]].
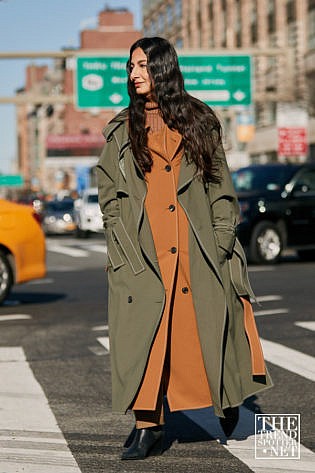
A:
[[17, 7, 141, 193], [143, 0, 315, 166]]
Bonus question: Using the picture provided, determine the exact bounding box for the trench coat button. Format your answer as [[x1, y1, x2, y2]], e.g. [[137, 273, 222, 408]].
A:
[[168, 204, 175, 212], [165, 164, 171, 172], [170, 246, 177, 254], [182, 286, 189, 294], [127, 296, 133, 303]]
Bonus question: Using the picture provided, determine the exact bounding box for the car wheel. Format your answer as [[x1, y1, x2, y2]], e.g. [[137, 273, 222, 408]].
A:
[[0, 251, 13, 304], [249, 221, 283, 264]]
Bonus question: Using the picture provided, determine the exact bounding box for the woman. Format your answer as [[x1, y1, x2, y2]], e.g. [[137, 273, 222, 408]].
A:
[[97, 37, 272, 460]]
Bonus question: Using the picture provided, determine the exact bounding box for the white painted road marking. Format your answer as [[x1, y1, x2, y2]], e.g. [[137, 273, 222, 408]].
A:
[[223, 407, 315, 472], [255, 295, 282, 303], [26, 278, 54, 285], [254, 308, 289, 316], [97, 336, 110, 351], [47, 244, 89, 258], [295, 321, 315, 332], [87, 244, 107, 253], [0, 347, 81, 473], [92, 324, 108, 331], [261, 338, 315, 382], [184, 405, 315, 473], [0, 314, 32, 322], [249, 266, 275, 272]]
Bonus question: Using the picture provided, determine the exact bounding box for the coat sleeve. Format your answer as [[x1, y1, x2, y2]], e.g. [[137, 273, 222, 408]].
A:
[[208, 144, 240, 262], [96, 138, 120, 229]]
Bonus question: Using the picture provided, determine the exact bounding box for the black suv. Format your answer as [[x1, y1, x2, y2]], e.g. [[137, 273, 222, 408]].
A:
[[232, 163, 315, 264]]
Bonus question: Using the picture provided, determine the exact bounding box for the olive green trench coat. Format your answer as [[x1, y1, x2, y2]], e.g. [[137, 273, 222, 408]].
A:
[[96, 109, 272, 417]]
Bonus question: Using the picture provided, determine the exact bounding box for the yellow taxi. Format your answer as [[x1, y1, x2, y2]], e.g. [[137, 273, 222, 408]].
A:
[[0, 199, 46, 304]]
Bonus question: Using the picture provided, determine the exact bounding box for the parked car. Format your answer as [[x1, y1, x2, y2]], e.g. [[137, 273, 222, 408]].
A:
[[0, 199, 46, 304], [74, 187, 103, 238], [42, 198, 76, 235], [232, 163, 315, 264]]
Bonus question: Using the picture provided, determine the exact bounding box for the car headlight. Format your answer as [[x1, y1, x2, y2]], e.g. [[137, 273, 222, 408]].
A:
[[63, 213, 73, 222], [45, 216, 56, 223], [258, 200, 266, 213]]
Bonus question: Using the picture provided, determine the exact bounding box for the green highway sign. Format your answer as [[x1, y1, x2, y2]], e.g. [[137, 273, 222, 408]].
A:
[[0, 174, 24, 187], [179, 55, 252, 106], [76, 54, 252, 109], [76, 56, 129, 109]]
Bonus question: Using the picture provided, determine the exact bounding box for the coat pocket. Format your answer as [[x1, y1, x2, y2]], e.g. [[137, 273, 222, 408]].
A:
[[228, 238, 256, 300], [107, 218, 145, 275]]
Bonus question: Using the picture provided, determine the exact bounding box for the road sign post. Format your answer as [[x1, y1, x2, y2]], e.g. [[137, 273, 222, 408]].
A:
[[75, 54, 252, 109]]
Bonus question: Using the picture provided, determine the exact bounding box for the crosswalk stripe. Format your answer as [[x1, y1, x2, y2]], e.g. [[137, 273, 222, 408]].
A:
[[87, 244, 107, 253], [0, 347, 82, 473], [254, 308, 289, 316], [223, 408, 314, 472], [47, 244, 88, 258], [249, 266, 275, 272], [255, 295, 282, 302], [294, 321, 315, 332], [92, 325, 108, 331], [0, 314, 32, 322], [261, 338, 315, 382], [97, 336, 110, 351], [183, 406, 315, 472], [26, 278, 54, 285]]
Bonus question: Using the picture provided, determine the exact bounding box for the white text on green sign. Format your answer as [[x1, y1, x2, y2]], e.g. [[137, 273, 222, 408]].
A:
[[76, 54, 252, 109]]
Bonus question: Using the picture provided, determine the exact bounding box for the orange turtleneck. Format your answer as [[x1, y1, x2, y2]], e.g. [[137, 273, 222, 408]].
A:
[[144, 101, 165, 133]]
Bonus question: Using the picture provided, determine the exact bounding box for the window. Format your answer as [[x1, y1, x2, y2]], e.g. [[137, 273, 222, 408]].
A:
[[294, 169, 315, 195], [208, 0, 213, 21], [208, 0, 214, 47], [265, 102, 277, 125], [158, 12, 164, 32], [308, 1, 315, 49], [268, 0, 276, 33], [176, 37, 183, 49], [197, 5, 202, 46], [174, 0, 182, 19], [166, 4, 173, 27], [251, 0, 258, 43], [235, 0, 242, 47], [150, 19, 157, 35], [286, 0, 296, 24], [221, 1, 227, 47]]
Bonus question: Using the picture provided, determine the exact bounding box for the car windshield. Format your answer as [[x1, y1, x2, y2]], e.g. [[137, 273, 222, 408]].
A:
[[87, 194, 98, 203], [232, 166, 296, 193], [45, 200, 74, 212]]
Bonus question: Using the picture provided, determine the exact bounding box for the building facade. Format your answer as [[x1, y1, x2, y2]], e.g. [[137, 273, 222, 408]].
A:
[[17, 7, 141, 193], [143, 0, 315, 166]]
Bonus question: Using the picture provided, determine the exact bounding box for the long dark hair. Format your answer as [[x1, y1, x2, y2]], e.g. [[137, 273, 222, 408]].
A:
[[127, 37, 222, 183]]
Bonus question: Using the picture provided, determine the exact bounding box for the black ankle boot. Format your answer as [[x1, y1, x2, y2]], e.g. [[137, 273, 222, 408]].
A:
[[121, 427, 164, 460], [219, 406, 239, 437]]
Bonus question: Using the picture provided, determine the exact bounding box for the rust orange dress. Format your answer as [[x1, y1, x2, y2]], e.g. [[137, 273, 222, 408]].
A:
[[132, 107, 213, 413]]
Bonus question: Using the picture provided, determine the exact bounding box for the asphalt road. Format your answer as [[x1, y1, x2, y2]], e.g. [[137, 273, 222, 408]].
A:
[[0, 234, 314, 473]]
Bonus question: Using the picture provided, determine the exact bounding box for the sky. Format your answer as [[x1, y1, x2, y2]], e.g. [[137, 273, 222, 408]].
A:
[[0, 0, 142, 174]]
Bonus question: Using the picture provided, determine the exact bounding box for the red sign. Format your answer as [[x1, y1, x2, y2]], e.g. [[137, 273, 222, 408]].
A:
[[278, 127, 307, 156], [46, 134, 104, 150]]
